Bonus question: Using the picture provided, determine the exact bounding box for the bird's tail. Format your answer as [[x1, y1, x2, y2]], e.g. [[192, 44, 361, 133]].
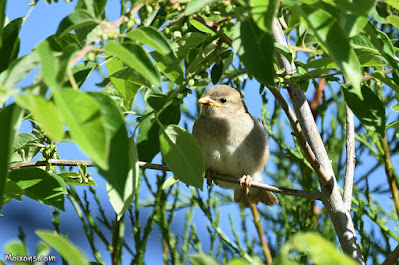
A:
[[234, 187, 279, 207]]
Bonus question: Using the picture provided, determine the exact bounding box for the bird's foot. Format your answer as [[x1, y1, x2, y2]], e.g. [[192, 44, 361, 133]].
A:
[[205, 169, 215, 187], [239, 175, 252, 194]]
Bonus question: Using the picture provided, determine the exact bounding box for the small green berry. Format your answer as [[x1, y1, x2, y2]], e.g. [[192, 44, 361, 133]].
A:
[[188, 79, 195, 87]]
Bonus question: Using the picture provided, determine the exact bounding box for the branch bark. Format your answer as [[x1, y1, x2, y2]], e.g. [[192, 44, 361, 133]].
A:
[[382, 243, 399, 265], [9, 159, 322, 201], [272, 18, 365, 264], [343, 104, 356, 211]]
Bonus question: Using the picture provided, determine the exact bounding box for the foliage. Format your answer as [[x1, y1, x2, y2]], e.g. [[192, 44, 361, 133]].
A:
[[1, 0, 399, 264]]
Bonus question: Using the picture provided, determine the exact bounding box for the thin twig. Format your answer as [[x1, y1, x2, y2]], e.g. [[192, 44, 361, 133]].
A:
[[250, 205, 272, 264], [69, 4, 143, 67], [380, 135, 399, 217], [9, 159, 322, 200], [343, 104, 356, 211], [382, 243, 399, 265], [191, 14, 232, 46]]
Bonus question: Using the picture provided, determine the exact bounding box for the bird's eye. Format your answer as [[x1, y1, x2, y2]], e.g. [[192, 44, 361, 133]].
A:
[[220, 98, 227, 103]]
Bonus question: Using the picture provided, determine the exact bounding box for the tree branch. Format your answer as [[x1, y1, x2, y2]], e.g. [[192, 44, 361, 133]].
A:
[[343, 104, 356, 211], [272, 18, 365, 264], [191, 14, 232, 46], [69, 4, 143, 67], [9, 159, 322, 201], [250, 205, 272, 265], [382, 243, 399, 265]]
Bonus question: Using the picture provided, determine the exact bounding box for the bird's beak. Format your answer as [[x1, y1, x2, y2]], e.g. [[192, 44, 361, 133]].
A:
[[198, 96, 221, 108]]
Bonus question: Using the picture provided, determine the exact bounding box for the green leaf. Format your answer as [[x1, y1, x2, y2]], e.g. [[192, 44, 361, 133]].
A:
[[297, 4, 362, 97], [56, 10, 98, 38], [36, 241, 51, 258], [250, 0, 279, 33], [106, 136, 138, 219], [171, 32, 207, 60], [184, 0, 219, 15], [0, 0, 6, 48], [82, 0, 95, 16], [0, 104, 22, 210], [162, 176, 180, 190], [57, 172, 97, 186], [211, 60, 224, 84], [3, 180, 24, 204], [232, 19, 274, 85], [46, 33, 82, 52], [106, 40, 161, 87], [159, 125, 205, 189], [137, 99, 180, 162], [276, 232, 358, 265], [387, 15, 399, 29], [342, 84, 385, 137], [385, 0, 399, 9], [323, 0, 374, 16], [8, 168, 67, 210], [274, 43, 293, 62], [0, 17, 22, 72], [386, 120, 399, 129], [36, 231, 89, 265], [54, 89, 108, 170], [364, 23, 399, 83], [372, 70, 399, 93], [189, 19, 215, 34], [89, 92, 138, 218], [126, 26, 172, 55], [35, 40, 76, 89], [110, 67, 151, 88], [4, 241, 28, 257], [189, 253, 220, 265], [67, 61, 96, 88], [10, 133, 41, 163], [151, 51, 184, 84], [15, 94, 64, 141], [0, 53, 40, 90], [106, 57, 139, 109]]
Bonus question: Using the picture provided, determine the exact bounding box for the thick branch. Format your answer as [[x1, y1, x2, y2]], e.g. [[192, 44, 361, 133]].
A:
[[382, 243, 399, 265], [343, 104, 356, 211], [9, 159, 322, 201], [273, 18, 364, 264]]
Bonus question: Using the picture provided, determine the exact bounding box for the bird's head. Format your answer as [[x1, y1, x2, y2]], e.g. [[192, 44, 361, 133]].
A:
[[198, 85, 247, 118]]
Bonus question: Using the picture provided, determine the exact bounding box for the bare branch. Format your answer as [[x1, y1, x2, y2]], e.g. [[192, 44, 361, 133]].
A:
[[343, 104, 356, 211], [272, 18, 365, 264], [9, 159, 322, 201], [382, 243, 399, 265]]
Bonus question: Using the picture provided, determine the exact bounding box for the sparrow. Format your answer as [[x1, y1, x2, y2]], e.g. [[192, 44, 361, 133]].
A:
[[193, 85, 278, 207]]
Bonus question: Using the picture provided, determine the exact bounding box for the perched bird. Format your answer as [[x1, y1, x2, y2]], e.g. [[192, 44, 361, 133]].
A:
[[193, 85, 278, 207]]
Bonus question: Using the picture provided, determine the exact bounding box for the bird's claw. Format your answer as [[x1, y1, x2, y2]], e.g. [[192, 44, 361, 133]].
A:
[[239, 175, 252, 194]]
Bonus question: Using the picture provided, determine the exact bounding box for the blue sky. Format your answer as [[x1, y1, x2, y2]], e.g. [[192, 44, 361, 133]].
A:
[[1, 1, 398, 264]]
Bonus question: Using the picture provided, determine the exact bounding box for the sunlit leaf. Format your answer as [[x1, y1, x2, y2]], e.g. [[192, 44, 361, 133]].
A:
[[8, 168, 67, 210], [36, 231, 89, 265], [232, 19, 274, 85], [106, 40, 161, 87], [54, 89, 108, 170], [159, 125, 205, 189]]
